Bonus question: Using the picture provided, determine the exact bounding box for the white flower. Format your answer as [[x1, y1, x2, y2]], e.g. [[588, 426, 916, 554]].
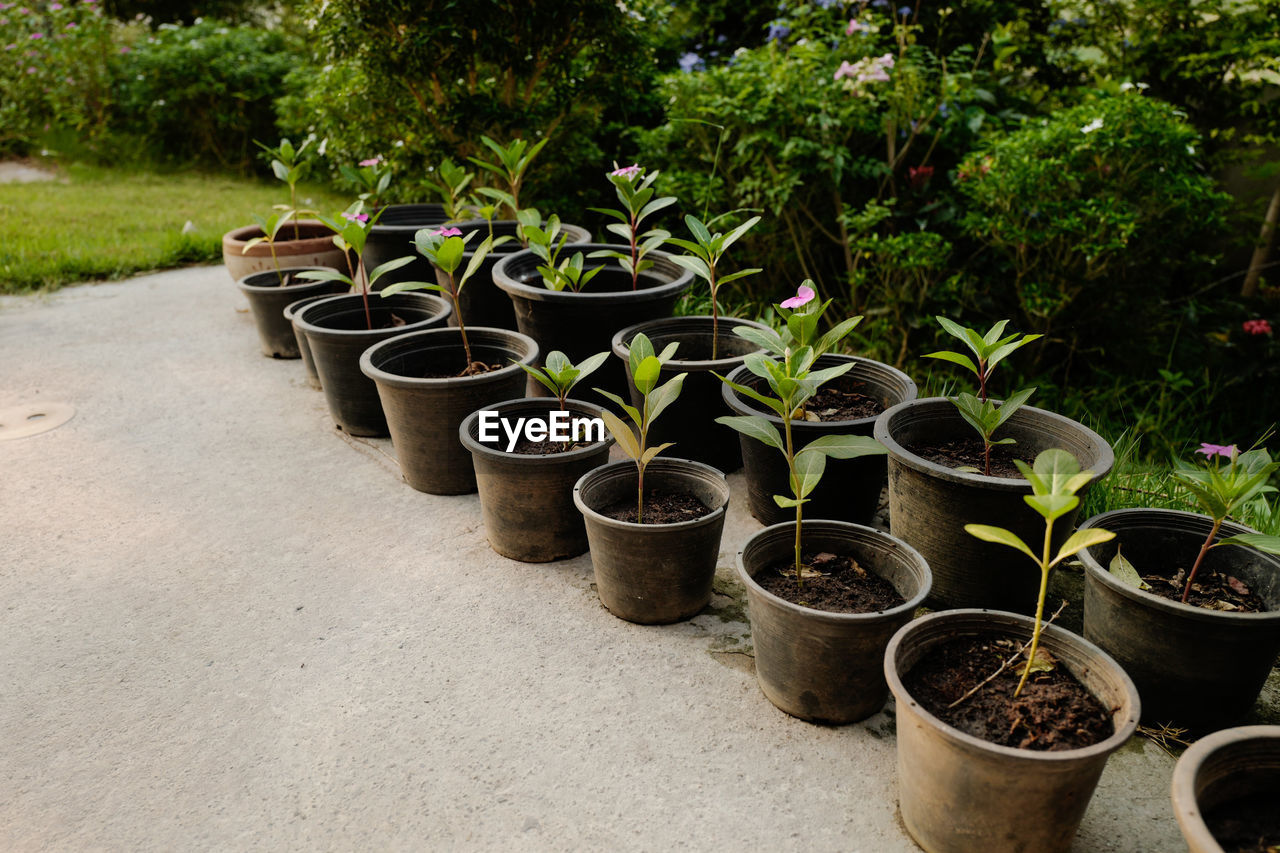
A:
[[1081, 118, 1104, 134], [1119, 81, 1150, 93], [1186, 144, 1195, 155]]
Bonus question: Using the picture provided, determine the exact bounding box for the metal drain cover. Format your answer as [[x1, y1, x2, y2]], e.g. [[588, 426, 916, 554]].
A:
[[0, 402, 75, 440]]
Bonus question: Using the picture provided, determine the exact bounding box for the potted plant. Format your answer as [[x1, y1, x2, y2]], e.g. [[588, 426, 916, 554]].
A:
[[719, 289, 927, 722], [873, 316, 1113, 612], [884, 449, 1141, 853], [1077, 444, 1280, 731], [573, 335, 731, 624], [356, 154, 451, 292], [360, 227, 538, 494], [458, 351, 613, 561], [1171, 724, 1280, 853]]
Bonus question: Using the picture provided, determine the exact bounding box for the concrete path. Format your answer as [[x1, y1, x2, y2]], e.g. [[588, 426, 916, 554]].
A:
[[1, 266, 1184, 851]]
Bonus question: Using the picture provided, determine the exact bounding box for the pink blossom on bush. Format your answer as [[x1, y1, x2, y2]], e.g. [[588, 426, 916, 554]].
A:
[[434, 227, 463, 237], [610, 163, 642, 178], [1243, 318, 1273, 336], [341, 212, 369, 224], [780, 285, 816, 309], [1196, 443, 1237, 459], [358, 157, 382, 167]]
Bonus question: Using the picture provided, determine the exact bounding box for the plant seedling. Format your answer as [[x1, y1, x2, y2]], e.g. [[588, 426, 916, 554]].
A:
[[965, 449, 1114, 695], [468, 135, 549, 218], [339, 155, 393, 210], [589, 164, 677, 291], [298, 201, 413, 331], [924, 317, 1042, 476], [424, 158, 477, 221], [255, 135, 319, 240], [241, 207, 300, 278], [595, 333, 686, 524], [524, 214, 570, 286], [517, 350, 611, 411], [666, 212, 762, 359]]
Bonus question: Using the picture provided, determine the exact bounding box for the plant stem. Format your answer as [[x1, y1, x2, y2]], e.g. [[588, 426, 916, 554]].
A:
[[983, 438, 992, 477], [782, 395, 802, 586], [452, 273, 474, 370], [710, 265, 719, 361], [1181, 518, 1223, 603], [1015, 516, 1055, 697], [629, 212, 639, 291]]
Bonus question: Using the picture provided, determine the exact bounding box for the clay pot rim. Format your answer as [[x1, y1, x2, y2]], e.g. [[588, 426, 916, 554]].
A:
[[1171, 723, 1280, 851], [222, 218, 337, 245], [611, 315, 772, 370], [736, 519, 931, 625], [572, 457, 729, 532], [1079, 507, 1280, 624], [235, 266, 331, 293], [723, 356, 917, 428], [359, 326, 538, 390], [293, 292, 452, 341], [492, 244, 694, 304], [884, 608, 1141, 765], [459, 397, 615, 465], [873, 396, 1115, 491]]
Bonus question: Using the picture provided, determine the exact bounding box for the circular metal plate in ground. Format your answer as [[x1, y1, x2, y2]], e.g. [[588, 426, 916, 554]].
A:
[[0, 402, 75, 440]]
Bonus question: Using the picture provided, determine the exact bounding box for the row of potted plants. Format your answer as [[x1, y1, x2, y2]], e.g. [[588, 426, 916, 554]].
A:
[[221, 138, 1280, 853]]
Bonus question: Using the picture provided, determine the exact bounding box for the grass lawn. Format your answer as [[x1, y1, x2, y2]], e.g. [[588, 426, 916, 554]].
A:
[[0, 161, 349, 294]]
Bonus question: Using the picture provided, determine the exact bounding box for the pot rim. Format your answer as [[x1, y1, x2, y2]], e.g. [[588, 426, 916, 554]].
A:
[[222, 218, 337, 245], [236, 265, 332, 293], [293, 291, 452, 339], [492, 244, 694, 303], [1079, 507, 1280, 623], [284, 291, 346, 321], [872, 396, 1115, 491], [736, 519, 931, 624], [572, 457, 729, 531], [448, 218, 591, 249], [884, 608, 1141, 764], [722, 356, 917, 428], [459, 397, 615, 464], [358, 326, 539, 389], [611, 315, 773, 370], [368, 203, 448, 234], [1171, 723, 1280, 850]]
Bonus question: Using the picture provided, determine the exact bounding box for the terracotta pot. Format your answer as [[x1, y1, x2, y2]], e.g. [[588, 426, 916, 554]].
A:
[[236, 267, 346, 358], [1079, 508, 1280, 732], [573, 458, 730, 624], [284, 293, 341, 389], [293, 292, 452, 436], [737, 520, 930, 723], [726, 355, 917, 526], [884, 609, 1141, 853], [611, 316, 771, 473], [459, 398, 613, 561], [1172, 724, 1280, 853], [363, 203, 450, 293], [221, 219, 347, 282], [873, 397, 1113, 613], [360, 327, 538, 494]]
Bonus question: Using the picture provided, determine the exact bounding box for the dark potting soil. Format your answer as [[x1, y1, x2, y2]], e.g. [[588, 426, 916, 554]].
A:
[[902, 635, 1114, 751], [905, 436, 1028, 478], [421, 361, 504, 379], [1204, 793, 1280, 853], [509, 435, 594, 455], [1135, 565, 1268, 613], [802, 386, 884, 422], [758, 551, 904, 614], [599, 491, 711, 524]]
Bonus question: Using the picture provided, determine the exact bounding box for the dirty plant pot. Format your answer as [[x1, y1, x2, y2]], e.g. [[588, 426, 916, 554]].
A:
[[725, 355, 917, 526], [738, 520, 930, 723], [236, 267, 347, 358], [1078, 508, 1280, 732], [493, 245, 693, 400], [293, 292, 452, 436], [573, 458, 730, 624], [1171, 725, 1280, 853], [221, 219, 347, 282], [884, 609, 1141, 853], [459, 398, 613, 561], [361, 327, 538, 494], [284, 293, 342, 390], [440, 220, 591, 331], [612, 316, 771, 473], [874, 398, 1113, 613], [363, 203, 450, 293]]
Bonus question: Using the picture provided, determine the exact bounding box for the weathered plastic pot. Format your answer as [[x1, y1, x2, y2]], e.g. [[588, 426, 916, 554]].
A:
[[221, 219, 346, 282], [294, 292, 452, 436], [725, 355, 917, 526], [874, 398, 1113, 613], [459, 397, 613, 561], [493, 245, 693, 400], [363, 203, 449, 292], [236, 267, 346, 358], [737, 520, 931, 723], [360, 327, 538, 494], [1172, 725, 1280, 853], [611, 316, 771, 473], [573, 458, 730, 624], [284, 293, 342, 389], [439, 220, 590, 331], [885, 609, 1141, 853], [1079, 508, 1280, 732]]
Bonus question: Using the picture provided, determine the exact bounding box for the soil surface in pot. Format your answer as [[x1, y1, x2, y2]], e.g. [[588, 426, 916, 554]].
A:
[[599, 491, 710, 524], [1128, 563, 1268, 613], [802, 386, 883, 422], [422, 359, 505, 379], [1204, 793, 1280, 853], [317, 307, 409, 332], [902, 635, 1113, 751], [757, 551, 904, 613], [509, 435, 595, 455], [904, 435, 1028, 478]]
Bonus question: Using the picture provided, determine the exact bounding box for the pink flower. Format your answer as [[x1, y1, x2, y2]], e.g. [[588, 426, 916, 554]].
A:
[[846, 17, 869, 34], [29, 31, 41, 38], [877, 53, 895, 69], [834, 60, 858, 81], [1243, 319, 1273, 336], [433, 227, 463, 237], [780, 285, 816, 309], [25, 66, 35, 73], [65, 20, 74, 27], [1196, 443, 1237, 459], [341, 212, 369, 224], [610, 163, 642, 178], [3, 44, 13, 50], [358, 157, 382, 167], [49, 2, 61, 8], [119, 46, 129, 53], [908, 165, 934, 190]]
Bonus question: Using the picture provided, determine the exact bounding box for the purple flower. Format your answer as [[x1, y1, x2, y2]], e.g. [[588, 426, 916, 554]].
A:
[[49, 1, 61, 8], [358, 156, 382, 167], [119, 45, 130, 53], [678, 52, 702, 73], [780, 285, 816, 309], [3, 44, 13, 50], [898, 5, 912, 15], [834, 60, 857, 81], [1196, 443, 1237, 460], [29, 31, 42, 38], [433, 227, 463, 237], [846, 18, 869, 34], [767, 23, 790, 42], [341, 212, 370, 224], [65, 21, 74, 27], [610, 163, 642, 178], [25, 66, 35, 73]]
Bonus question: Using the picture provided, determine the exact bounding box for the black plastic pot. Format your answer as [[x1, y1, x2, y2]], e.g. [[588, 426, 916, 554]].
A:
[[237, 267, 347, 359], [459, 398, 613, 561], [573, 458, 730, 624], [440, 219, 591, 331], [724, 355, 917, 526], [1078, 508, 1280, 732], [1172, 724, 1280, 853], [738, 520, 931, 723], [293, 292, 452, 436], [611, 316, 770, 473], [885, 609, 1140, 853], [360, 327, 538, 494], [364, 203, 449, 293], [493, 245, 694, 400], [284, 293, 342, 390], [874, 397, 1114, 613]]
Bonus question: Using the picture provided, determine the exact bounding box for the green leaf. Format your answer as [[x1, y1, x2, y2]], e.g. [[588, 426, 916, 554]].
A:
[[685, 215, 712, 244], [633, 355, 662, 396], [717, 268, 762, 286], [802, 434, 887, 459], [732, 325, 784, 355], [595, 388, 642, 427], [296, 269, 352, 285], [646, 373, 687, 424], [1024, 492, 1079, 522], [719, 215, 760, 253], [991, 387, 1036, 432], [600, 409, 640, 460], [923, 350, 980, 376], [791, 448, 828, 499], [1108, 546, 1151, 590], [669, 255, 712, 282], [773, 495, 808, 508], [716, 415, 783, 452], [367, 255, 416, 284], [1053, 528, 1116, 566], [964, 524, 1038, 563], [1218, 533, 1280, 555], [378, 280, 444, 297], [640, 442, 675, 466]]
